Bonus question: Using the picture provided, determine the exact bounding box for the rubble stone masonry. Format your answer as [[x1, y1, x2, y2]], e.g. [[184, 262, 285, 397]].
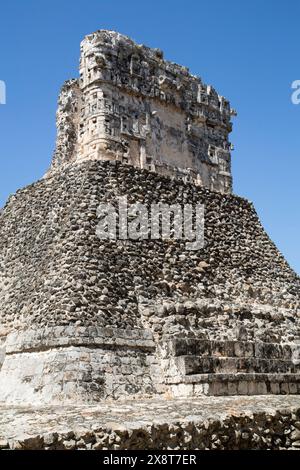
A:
[[0, 30, 299, 449]]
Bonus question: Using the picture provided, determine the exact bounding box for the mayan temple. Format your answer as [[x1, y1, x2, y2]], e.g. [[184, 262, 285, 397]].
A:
[[0, 31, 300, 450]]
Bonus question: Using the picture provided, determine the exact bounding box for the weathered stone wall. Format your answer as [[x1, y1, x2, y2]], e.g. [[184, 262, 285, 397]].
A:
[[0, 327, 159, 404], [1, 160, 299, 336], [48, 30, 234, 193], [0, 160, 299, 402], [51, 79, 81, 170]]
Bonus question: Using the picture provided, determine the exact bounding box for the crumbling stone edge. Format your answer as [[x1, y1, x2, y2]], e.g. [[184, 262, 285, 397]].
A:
[[1, 405, 300, 450]]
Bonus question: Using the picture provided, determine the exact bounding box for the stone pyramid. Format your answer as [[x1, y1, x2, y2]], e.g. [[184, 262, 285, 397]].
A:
[[0, 31, 299, 405]]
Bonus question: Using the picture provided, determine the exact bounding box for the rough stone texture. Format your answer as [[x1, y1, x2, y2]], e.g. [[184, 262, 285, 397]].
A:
[[0, 326, 158, 404], [0, 32, 300, 453], [0, 160, 299, 403], [49, 30, 234, 193], [0, 396, 300, 450], [1, 161, 299, 334]]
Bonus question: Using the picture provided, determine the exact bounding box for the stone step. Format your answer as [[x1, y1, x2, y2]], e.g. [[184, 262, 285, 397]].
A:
[[165, 338, 295, 360], [166, 373, 300, 397], [177, 355, 300, 375]]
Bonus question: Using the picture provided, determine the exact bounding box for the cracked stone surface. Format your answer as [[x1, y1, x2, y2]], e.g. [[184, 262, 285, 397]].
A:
[[0, 396, 300, 449]]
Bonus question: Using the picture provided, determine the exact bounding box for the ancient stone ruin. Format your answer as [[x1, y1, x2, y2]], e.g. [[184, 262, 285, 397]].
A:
[[0, 30, 300, 449], [49, 30, 234, 193]]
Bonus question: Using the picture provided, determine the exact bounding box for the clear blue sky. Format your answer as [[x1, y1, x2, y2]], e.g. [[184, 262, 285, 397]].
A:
[[0, 0, 299, 273]]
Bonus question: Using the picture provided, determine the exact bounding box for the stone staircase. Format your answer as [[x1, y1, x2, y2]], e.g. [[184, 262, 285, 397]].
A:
[[162, 338, 300, 396]]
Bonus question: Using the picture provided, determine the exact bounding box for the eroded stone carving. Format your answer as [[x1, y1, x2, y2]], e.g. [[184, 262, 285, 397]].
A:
[[49, 30, 234, 193]]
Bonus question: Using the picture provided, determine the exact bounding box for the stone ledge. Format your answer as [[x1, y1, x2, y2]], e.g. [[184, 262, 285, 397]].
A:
[[1, 395, 300, 449], [164, 337, 298, 359], [4, 326, 155, 354], [166, 374, 300, 397], [180, 356, 300, 374], [166, 372, 300, 384]]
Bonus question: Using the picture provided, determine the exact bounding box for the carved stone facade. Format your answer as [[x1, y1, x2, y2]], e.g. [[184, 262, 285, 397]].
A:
[[50, 30, 234, 193]]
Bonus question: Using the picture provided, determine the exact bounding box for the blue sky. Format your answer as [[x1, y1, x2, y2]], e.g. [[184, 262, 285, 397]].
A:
[[0, 0, 299, 273]]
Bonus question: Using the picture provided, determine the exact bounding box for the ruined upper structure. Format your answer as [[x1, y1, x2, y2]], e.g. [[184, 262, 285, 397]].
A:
[[50, 30, 234, 193]]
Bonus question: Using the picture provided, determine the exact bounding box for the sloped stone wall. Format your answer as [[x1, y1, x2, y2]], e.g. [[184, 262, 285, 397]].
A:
[[0, 160, 299, 337], [0, 161, 299, 403]]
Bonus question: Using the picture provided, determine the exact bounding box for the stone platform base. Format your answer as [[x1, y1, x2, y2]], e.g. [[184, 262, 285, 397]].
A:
[[1, 396, 300, 450]]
